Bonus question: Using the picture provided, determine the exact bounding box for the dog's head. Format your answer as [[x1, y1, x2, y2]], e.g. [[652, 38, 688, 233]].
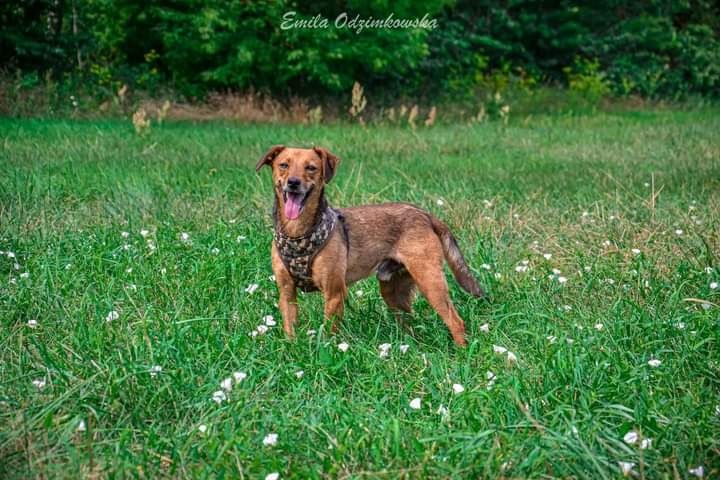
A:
[[255, 146, 340, 220]]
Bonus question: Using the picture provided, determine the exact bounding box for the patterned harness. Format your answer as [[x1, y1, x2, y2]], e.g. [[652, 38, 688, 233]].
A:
[[273, 196, 346, 292]]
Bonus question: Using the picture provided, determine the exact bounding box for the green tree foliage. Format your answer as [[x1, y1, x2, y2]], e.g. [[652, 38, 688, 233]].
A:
[[1, 0, 718, 99]]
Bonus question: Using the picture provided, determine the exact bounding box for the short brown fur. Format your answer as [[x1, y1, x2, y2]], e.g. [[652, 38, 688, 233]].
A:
[[256, 146, 485, 346]]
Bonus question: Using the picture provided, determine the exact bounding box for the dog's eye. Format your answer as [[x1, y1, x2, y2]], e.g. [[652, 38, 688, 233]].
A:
[[278, 163, 289, 170], [306, 165, 318, 172]]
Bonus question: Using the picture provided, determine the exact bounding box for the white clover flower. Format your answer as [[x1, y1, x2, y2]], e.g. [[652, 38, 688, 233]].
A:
[[266, 473, 280, 480], [675, 229, 683, 236], [180, 232, 191, 243], [256, 325, 269, 335], [594, 323, 604, 330], [689, 466, 704, 478], [220, 377, 233, 391], [149, 365, 162, 377], [515, 265, 528, 273], [77, 420, 87, 432], [263, 315, 276, 326], [546, 335, 557, 343], [122, 244, 131, 251], [121, 231, 130, 238], [211, 247, 220, 255], [647, 359, 661, 368], [307, 329, 317, 337], [493, 345, 507, 354], [481, 263, 491, 270], [263, 433, 278, 446], [566, 338, 574, 344], [147, 240, 156, 251], [452, 383, 465, 394], [623, 431, 639, 444], [705, 267, 715, 274], [7, 251, 15, 258], [233, 371, 247, 383], [479, 323, 490, 333], [409, 397, 422, 410], [640, 438, 652, 449], [245, 283, 259, 294], [557, 276, 567, 284], [106, 310, 119, 322], [581, 211, 589, 218], [32, 378, 46, 390], [436, 199, 445, 206], [198, 424, 207, 433], [140, 229, 150, 237], [378, 343, 391, 358], [632, 248, 641, 255], [355, 289, 363, 297], [710, 282, 718, 290], [399, 344, 409, 354], [552, 268, 562, 275], [236, 235, 246, 243], [543, 253, 552, 260], [676, 322, 686, 330], [295, 370, 304, 379], [211, 390, 227, 404], [337, 342, 349, 352], [506, 351, 517, 363], [562, 305, 572, 311], [618, 461, 635, 476], [27, 319, 38, 328], [436, 404, 449, 417], [20, 272, 29, 279]]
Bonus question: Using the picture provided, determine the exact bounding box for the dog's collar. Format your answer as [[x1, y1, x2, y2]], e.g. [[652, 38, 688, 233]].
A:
[[273, 193, 339, 292]]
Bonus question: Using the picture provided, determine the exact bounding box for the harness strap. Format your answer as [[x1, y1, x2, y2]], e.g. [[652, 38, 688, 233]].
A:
[[273, 195, 346, 292]]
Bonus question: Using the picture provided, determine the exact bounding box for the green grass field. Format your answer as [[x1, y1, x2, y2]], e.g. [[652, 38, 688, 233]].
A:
[[1, 111, 719, 479]]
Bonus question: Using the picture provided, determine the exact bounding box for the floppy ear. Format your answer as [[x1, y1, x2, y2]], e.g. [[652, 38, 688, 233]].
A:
[[313, 147, 340, 183], [255, 145, 286, 172]]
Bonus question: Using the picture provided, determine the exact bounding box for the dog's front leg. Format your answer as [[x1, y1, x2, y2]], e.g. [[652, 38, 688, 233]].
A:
[[323, 281, 347, 333], [272, 244, 298, 337]]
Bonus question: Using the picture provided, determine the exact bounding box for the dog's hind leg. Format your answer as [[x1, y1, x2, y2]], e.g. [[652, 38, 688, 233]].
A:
[[396, 234, 468, 346], [379, 270, 417, 333]]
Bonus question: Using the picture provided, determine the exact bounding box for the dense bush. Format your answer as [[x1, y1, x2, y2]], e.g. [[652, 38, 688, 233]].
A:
[[1, 0, 718, 101]]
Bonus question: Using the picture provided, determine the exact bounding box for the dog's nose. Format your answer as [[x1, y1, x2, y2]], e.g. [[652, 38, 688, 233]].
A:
[[287, 177, 301, 190]]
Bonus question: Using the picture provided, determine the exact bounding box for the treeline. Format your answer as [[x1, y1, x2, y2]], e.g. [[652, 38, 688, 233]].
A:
[[2, 0, 719, 101]]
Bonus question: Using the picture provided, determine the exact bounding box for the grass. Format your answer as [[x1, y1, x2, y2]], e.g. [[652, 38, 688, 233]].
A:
[[1, 110, 719, 479]]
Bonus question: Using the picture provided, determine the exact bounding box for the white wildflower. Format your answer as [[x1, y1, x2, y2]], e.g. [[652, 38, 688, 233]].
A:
[[675, 229, 683, 236], [647, 359, 661, 368], [233, 371, 247, 383], [399, 344, 410, 354], [263, 315, 276, 326], [409, 397, 422, 410], [77, 420, 87, 432], [140, 229, 150, 237], [263, 433, 278, 446], [618, 461, 635, 476], [710, 282, 718, 290], [266, 473, 279, 480], [149, 365, 162, 377], [337, 342, 349, 352], [623, 430, 639, 444], [198, 424, 207, 433], [479, 323, 490, 333], [452, 383, 465, 394], [295, 370, 304, 379], [211, 390, 226, 404], [106, 310, 119, 322], [378, 343, 391, 358], [121, 231, 130, 238], [32, 378, 46, 390], [220, 377, 233, 391], [27, 319, 38, 328], [689, 466, 704, 478], [492, 345, 507, 354], [245, 283, 259, 294]]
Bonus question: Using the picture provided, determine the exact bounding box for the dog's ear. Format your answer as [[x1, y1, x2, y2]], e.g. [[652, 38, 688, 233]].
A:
[[313, 147, 340, 183], [255, 145, 286, 172]]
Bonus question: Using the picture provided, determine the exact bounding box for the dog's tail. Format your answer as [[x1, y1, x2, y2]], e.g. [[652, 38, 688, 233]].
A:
[[430, 216, 486, 298]]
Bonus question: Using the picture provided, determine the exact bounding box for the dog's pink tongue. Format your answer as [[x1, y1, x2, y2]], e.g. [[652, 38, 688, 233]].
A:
[[284, 196, 302, 220]]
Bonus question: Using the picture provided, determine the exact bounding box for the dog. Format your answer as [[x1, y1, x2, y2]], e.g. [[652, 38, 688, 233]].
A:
[[256, 145, 485, 346]]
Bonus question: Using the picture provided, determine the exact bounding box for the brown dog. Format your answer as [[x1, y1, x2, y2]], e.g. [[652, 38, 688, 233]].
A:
[[256, 145, 485, 346]]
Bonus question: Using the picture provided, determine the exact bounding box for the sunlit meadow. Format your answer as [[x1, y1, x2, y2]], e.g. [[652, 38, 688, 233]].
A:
[[1, 110, 719, 478]]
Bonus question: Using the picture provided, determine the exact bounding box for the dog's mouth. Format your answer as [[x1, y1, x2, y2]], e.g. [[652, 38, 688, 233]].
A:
[[282, 187, 312, 220]]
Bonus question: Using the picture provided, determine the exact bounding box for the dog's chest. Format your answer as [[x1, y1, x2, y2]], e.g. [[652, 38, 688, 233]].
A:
[[274, 208, 338, 291]]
